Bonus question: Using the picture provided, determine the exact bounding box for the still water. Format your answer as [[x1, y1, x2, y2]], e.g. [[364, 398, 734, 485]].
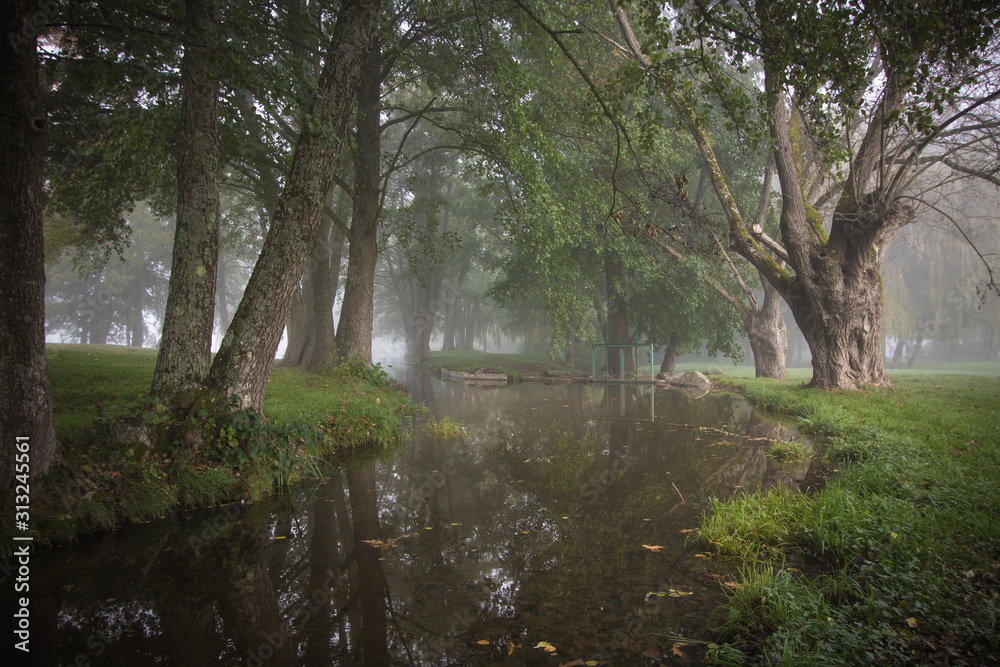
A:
[[27, 374, 813, 666]]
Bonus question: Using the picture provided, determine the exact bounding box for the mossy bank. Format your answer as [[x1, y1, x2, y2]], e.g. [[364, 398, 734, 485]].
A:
[[1, 345, 415, 555], [700, 373, 1000, 664]]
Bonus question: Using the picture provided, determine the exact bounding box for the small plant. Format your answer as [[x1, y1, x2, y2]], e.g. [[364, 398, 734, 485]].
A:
[[327, 354, 392, 386], [424, 416, 467, 439], [766, 440, 813, 462]]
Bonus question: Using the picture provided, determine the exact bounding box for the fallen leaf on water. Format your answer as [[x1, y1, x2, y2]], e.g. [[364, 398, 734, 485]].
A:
[[642, 648, 660, 658], [679, 528, 697, 533], [586, 662, 599, 666], [642, 544, 664, 551], [476, 640, 490, 645], [671, 643, 688, 657], [507, 642, 515, 655], [723, 581, 743, 589], [558, 660, 585, 667], [786, 567, 802, 573], [668, 589, 694, 597]]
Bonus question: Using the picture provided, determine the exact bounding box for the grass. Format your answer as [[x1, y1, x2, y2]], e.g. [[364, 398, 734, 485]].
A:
[[414, 349, 577, 381], [5, 344, 414, 553], [701, 371, 1000, 664], [423, 415, 468, 439]]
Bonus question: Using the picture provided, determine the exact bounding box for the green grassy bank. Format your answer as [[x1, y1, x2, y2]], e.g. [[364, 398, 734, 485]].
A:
[[3, 345, 414, 554], [700, 372, 1000, 664]]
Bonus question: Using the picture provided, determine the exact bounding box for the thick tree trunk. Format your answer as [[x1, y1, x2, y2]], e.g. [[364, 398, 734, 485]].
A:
[[788, 243, 893, 388], [746, 278, 788, 379], [150, 0, 221, 408], [211, 0, 380, 408], [302, 211, 344, 369], [0, 0, 57, 487], [659, 331, 682, 374], [335, 35, 381, 363]]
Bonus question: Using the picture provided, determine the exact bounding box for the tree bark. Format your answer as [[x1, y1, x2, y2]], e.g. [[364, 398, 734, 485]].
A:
[[0, 0, 57, 487], [659, 331, 682, 374], [335, 33, 382, 363], [211, 0, 380, 408], [302, 208, 344, 369], [746, 278, 788, 379], [283, 284, 307, 365], [150, 0, 221, 408]]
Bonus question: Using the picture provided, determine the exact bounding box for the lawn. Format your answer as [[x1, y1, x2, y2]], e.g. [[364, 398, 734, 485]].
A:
[[8, 344, 414, 553], [700, 371, 1000, 664]]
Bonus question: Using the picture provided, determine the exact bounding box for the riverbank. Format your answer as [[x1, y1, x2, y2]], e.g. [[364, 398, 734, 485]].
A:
[[415, 349, 582, 381], [702, 372, 1000, 664], [1, 345, 415, 555]]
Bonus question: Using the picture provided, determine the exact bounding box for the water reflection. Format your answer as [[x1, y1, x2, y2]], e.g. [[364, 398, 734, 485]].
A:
[[20, 377, 813, 665]]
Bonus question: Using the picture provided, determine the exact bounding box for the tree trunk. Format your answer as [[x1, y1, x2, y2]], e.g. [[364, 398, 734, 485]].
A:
[[745, 278, 788, 379], [0, 0, 57, 487], [302, 209, 344, 369], [215, 254, 228, 349], [283, 284, 307, 365], [604, 249, 634, 378], [211, 0, 380, 409], [441, 298, 456, 351], [462, 302, 478, 349], [335, 34, 382, 363], [659, 331, 681, 374], [906, 332, 924, 369], [150, 0, 221, 408], [131, 284, 145, 347]]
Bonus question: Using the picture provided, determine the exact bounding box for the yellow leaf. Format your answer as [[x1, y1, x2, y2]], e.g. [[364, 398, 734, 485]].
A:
[[671, 644, 687, 657], [535, 642, 552, 648], [907, 617, 919, 628], [586, 662, 600, 666], [476, 640, 490, 645], [642, 544, 664, 551], [507, 642, 515, 656], [545, 645, 557, 653]]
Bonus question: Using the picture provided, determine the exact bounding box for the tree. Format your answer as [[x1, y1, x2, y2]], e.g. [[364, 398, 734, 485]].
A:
[[1, 0, 58, 488], [209, 0, 381, 409], [149, 0, 222, 408], [614, 0, 1000, 388]]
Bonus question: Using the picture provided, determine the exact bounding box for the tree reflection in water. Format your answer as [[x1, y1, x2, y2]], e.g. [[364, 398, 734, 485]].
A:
[[27, 379, 816, 665]]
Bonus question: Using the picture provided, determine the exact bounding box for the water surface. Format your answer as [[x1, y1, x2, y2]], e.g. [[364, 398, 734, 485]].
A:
[[22, 374, 812, 665]]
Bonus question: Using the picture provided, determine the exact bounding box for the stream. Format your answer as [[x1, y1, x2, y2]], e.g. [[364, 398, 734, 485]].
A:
[[18, 372, 816, 666]]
